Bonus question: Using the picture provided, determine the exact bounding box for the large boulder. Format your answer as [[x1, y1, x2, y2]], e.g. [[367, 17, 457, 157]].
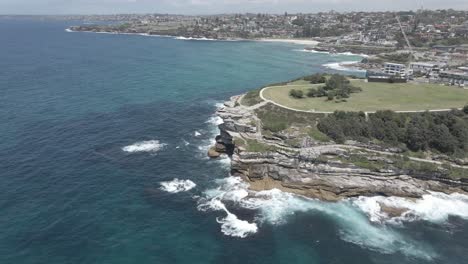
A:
[[208, 147, 221, 159]]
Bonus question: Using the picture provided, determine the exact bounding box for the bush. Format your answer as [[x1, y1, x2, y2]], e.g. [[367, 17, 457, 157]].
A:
[[463, 105, 468, 114], [289, 89, 304, 99], [327, 91, 335, 101], [307, 88, 318, 97]]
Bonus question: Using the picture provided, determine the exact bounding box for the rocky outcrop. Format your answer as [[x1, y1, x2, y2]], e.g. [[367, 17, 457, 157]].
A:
[[231, 150, 468, 201], [211, 95, 468, 201]]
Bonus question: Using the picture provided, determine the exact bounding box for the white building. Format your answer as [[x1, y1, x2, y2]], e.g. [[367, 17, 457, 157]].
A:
[[410, 62, 437, 73], [383, 63, 406, 76]]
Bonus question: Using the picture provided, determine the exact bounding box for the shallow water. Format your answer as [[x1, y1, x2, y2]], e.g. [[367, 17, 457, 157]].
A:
[[1, 18, 467, 264]]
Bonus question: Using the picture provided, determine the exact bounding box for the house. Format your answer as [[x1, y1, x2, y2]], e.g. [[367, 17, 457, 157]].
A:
[[439, 71, 468, 86], [383, 62, 406, 76], [410, 62, 437, 73], [366, 70, 407, 83]]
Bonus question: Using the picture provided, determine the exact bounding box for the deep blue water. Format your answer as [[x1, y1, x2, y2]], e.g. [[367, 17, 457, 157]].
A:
[[1, 19, 467, 264]]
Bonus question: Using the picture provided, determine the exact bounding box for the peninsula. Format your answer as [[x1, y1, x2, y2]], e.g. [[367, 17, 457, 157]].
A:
[[209, 74, 468, 204]]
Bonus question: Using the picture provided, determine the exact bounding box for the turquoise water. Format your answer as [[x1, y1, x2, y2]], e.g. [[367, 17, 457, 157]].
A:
[[1, 19, 467, 264]]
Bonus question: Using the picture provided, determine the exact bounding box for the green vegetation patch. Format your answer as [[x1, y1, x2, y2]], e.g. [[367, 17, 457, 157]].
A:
[[241, 88, 262, 106], [255, 103, 325, 133], [244, 139, 278, 153], [317, 109, 468, 156]]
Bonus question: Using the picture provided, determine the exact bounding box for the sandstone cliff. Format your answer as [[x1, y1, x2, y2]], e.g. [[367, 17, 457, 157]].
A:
[[210, 95, 468, 201]]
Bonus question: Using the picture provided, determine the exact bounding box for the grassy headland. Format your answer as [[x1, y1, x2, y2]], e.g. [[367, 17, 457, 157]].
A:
[[263, 79, 468, 112]]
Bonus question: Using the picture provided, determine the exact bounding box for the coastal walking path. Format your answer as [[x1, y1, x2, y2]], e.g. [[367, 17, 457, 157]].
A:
[[236, 97, 468, 170]]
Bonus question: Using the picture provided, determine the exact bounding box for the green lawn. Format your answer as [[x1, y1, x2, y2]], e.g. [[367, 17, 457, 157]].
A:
[[263, 80, 468, 112]]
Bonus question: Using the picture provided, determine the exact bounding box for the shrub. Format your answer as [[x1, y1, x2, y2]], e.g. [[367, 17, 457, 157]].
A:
[[463, 105, 468, 114], [307, 88, 318, 97], [289, 89, 304, 99], [327, 91, 335, 101]]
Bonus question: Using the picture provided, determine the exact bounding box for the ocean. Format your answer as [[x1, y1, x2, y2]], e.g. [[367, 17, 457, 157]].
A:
[[1, 18, 467, 264]]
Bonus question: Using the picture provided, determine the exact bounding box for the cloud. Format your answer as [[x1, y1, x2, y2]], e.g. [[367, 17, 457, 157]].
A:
[[0, 0, 467, 14]]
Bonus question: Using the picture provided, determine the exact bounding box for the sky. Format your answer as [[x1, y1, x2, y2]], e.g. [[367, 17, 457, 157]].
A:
[[1, 0, 467, 15]]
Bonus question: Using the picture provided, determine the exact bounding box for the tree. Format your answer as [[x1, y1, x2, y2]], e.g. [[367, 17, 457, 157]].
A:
[[327, 91, 335, 101], [463, 105, 468, 114], [307, 88, 318, 97], [289, 89, 304, 99], [429, 124, 457, 154]]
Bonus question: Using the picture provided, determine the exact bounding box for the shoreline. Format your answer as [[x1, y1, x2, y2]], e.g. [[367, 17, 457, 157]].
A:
[[66, 28, 321, 45], [256, 38, 319, 46], [209, 83, 468, 203]]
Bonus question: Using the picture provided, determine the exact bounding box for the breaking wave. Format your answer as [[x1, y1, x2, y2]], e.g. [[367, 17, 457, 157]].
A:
[[296, 49, 368, 57], [122, 140, 167, 153], [352, 192, 468, 224], [197, 177, 257, 238], [197, 176, 443, 259], [160, 179, 197, 193], [323, 61, 366, 72]]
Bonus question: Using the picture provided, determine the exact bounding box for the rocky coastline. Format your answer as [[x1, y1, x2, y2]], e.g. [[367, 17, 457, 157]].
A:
[[209, 95, 468, 202]]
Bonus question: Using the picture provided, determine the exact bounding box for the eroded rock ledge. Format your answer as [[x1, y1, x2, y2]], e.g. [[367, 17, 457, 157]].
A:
[[209, 95, 468, 201]]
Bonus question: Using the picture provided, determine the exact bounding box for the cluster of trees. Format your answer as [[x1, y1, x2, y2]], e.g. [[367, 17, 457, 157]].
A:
[[303, 73, 327, 84], [317, 107, 468, 156], [290, 74, 362, 101]]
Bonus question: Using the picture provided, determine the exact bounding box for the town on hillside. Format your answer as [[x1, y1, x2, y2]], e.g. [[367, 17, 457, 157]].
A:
[[19, 9, 468, 86]]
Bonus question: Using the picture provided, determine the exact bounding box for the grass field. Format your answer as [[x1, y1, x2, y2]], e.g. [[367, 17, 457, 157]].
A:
[[262, 79, 468, 112]]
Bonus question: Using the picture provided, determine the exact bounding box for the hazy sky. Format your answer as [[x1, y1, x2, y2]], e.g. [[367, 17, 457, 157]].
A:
[[1, 0, 467, 15]]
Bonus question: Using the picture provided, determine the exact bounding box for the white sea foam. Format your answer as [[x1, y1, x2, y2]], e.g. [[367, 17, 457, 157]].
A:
[[195, 115, 225, 159], [197, 176, 437, 259], [175, 36, 216, 41], [323, 61, 366, 72], [353, 192, 468, 224], [205, 115, 224, 126], [65, 28, 73, 32], [214, 102, 225, 109], [296, 49, 368, 58], [194, 131, 202, 137], [197, 177, 257, 238], [122, 140, 167, 153], [160, 179, 197, 193]]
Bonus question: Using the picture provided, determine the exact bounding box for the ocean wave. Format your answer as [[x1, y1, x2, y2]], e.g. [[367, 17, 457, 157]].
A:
[[323, 61, 366, 72], [195, 115, 225, 158], [296, 49, 368, 57], [352, 192, 468, 224], [205, 115, 224, 126], [174, 36, 242, 42], [197, 177, 257, 238], [194, 131, 202, 137], [160, 179, 197, 193], [174, 36, 218, 41], [197, 176, 436, 259], [295, 49, 330, 55], [122, 140, 167, 153]]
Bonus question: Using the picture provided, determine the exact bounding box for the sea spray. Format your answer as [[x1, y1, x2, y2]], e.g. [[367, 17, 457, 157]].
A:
[[322, 61, 366, 72], [352, 192, 468, 224], [122, 140, 167, 153], [197, 176, 437, 259], [160, 179, 197, 193]]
